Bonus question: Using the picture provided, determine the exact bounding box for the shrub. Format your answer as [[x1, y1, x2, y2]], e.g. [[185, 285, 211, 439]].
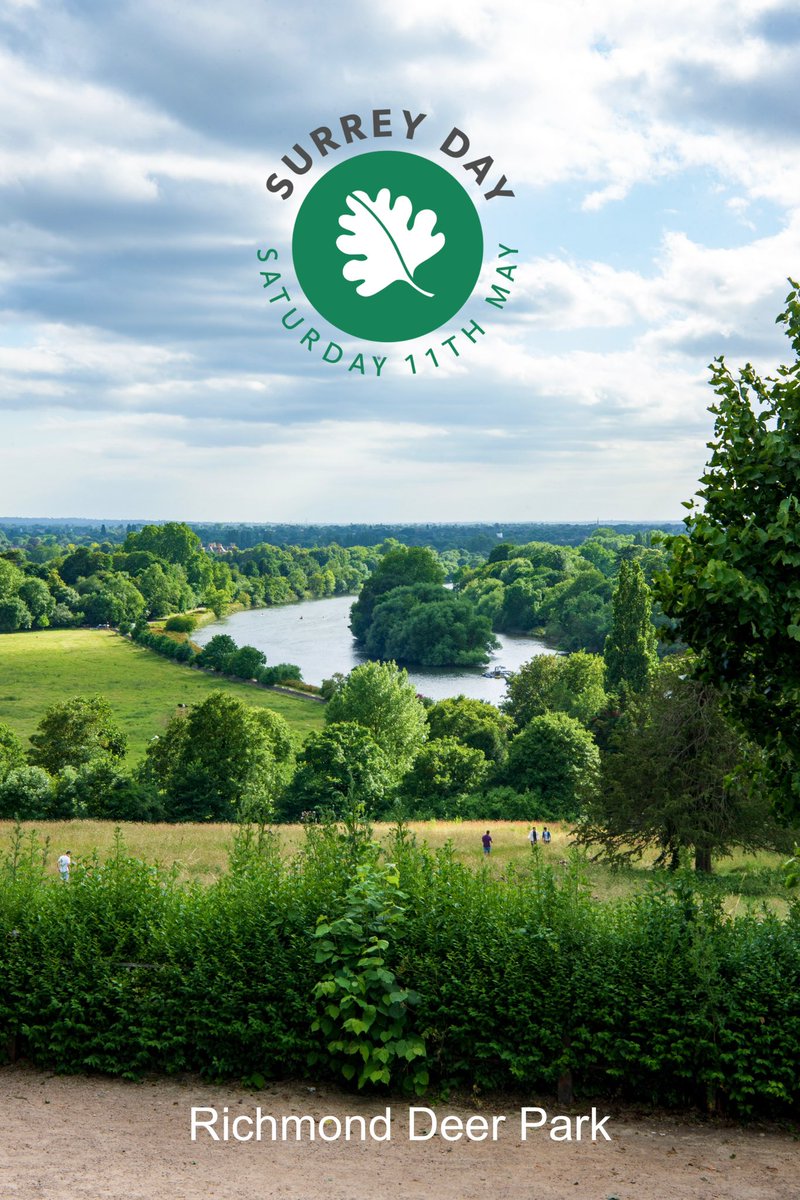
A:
[[164, 614, 198, 633]]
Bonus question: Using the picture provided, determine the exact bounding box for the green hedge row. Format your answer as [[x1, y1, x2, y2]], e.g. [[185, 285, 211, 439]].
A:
[[1, 828, 798, 1115]]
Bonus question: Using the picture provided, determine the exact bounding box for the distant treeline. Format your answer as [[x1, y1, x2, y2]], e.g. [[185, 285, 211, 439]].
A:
[[0, 520, 684, 554]]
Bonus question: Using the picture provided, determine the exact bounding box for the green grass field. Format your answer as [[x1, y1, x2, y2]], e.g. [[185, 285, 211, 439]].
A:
[[0, 818, 789, 915], [0, 629, 325, 761]]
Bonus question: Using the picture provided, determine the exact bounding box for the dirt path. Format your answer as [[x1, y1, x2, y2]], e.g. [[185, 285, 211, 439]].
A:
[[1, 1065, 797, 1200]]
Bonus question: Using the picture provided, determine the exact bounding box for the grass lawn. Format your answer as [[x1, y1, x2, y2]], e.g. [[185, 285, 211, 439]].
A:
[[0, 817, 789, 914], [0, 628, 325, 761]]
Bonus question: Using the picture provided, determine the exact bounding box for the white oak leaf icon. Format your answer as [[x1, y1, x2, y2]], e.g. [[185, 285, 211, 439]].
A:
[[336, 188, 445, 298]]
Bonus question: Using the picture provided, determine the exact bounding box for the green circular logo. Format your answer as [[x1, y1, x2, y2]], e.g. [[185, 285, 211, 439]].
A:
[[292, 150, 483, 343]]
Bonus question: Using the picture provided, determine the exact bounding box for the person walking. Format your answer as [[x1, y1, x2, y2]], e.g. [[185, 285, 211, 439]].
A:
[[528, 827, 538, 850], [57, 850, 72, 882], [542, 826, 552, 845], [481, 830, 492, 855]]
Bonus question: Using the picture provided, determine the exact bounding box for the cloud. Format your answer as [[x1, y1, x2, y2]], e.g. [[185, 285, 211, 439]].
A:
[[1, 0, 799, 519]]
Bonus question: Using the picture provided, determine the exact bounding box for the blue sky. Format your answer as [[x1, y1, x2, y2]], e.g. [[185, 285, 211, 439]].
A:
[[1, 0, 799, 522]]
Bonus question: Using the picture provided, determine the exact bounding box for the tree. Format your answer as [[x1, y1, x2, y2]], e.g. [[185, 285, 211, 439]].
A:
[[0, 723, 26, 778], [576, 658, 783, 872], [503, 652, 607, 729], [227, 644, 267, 680], [402, 737, 488, 812], [142, 691, 290, 821], [18, 578, 56, 628], [0, 766, 55, 819], [656, 283, 800, 818], [281, 722, 393, 820], [77, 572, 146, 626], [28, 694, 127, 775], [124, 521, 202, 566], [426, 695, 512, 766], [350, 546, 445, 641], [604, 559, 658, 694], [505, 712, 600, 818], [324, 661, 427, 780], [57, 760, 161, 822], [363, 583, 496, 666], [196, 633, 237, 671], [0, 597, 32, 632], [0, 557, 25, 600]]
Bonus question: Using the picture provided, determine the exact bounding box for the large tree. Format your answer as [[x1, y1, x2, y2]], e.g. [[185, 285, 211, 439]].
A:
[[363, 583, 496, 667], [324, 660, 427, 780], [576, 657, 784, 872], [280, 721, 393, 821], [28, 694, 127, 775], [426, 695, 513, 766], [505, 711, 600, 818], [503, 651, 607, 730], [656, 283, 800, 818], [604, 559, 658, 695], [142, 691, 292, 821]]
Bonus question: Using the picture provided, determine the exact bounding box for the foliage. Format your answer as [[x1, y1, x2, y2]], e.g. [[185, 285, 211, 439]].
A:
[[604, 559, 658, 695], [401, 738, 488, 813], [362, 583, 497, 667], [281, 722, 393, 821], [227, 644, 267, 680], [505, 712, 600, 818], [0, 723, 26, 778], [0, 597, 33, 633], [259, 663, 303, 686], [310, 860, 427, 1091], [324, 661, 428, 780], [28, 694, 127, 775], [456, 785, 567, 822], [142, 692, 293, 822], [503, 651, 607, 729], [425, 695, 512, 765], [164, 614, 197, 633], [197, 634, 237, 670], [656, 283, 800, 819], [350, 546, 445, 642], [0, 766, 56, 819], [0, 833, 797, 1115], [576, 657, 787, 872], [57, 760, 163, 822]]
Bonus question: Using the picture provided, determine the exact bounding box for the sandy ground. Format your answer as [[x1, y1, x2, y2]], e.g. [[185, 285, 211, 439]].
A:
[[1, 1066, 797, 1200]]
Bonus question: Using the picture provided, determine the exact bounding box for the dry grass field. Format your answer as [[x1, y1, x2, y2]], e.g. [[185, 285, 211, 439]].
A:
[[0, 818, 789, 913]]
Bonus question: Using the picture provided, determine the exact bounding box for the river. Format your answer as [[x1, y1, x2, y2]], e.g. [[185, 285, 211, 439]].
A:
[[194, 595, 556, 704]]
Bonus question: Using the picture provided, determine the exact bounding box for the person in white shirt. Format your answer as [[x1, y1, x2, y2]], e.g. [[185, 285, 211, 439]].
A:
[[528, 827, 538, 850], [57, 851, 71, 882]]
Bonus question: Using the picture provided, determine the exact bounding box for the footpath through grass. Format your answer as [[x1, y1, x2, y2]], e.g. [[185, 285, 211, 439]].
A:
[[0, 628, 324, 760]]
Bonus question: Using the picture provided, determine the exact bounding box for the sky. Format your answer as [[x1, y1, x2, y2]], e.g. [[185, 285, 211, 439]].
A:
[[2, 0, 800, 523]]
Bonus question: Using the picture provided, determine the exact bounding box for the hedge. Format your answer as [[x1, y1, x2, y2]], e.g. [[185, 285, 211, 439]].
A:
[[1, 827, 797, 1115]]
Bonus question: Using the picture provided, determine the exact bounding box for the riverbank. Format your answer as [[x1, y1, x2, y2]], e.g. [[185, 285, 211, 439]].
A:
[[193, 595, 556, 704]]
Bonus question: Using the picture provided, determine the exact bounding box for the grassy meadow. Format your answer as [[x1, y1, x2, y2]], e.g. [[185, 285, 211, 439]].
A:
[[1, 817, 790, 915], [0, 628, 325, 760]]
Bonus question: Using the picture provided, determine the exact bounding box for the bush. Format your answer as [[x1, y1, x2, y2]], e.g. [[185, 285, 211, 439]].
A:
[[259, 663, 303, 686], [164, 615, 198, 633], [505, 712, 600, 819], [0, 836, 797, 1116], [458, 786, 548, 821]]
